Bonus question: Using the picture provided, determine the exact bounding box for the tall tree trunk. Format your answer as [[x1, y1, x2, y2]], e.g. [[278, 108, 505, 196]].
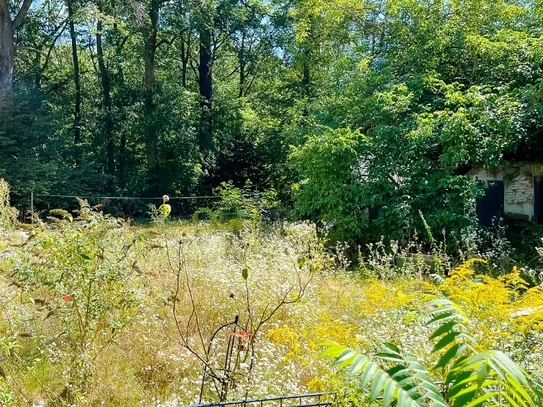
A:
[[109, 0, 128, 188], [119, 130, 127, 186], [67, 0, 82, 147], [198, 27, 212, 152], [238, 32, 246, 98], [0, 5, 14, 129], [0, 0, 34, 128], [96, 17, 115, 176], [144, 0, 159, 181], [301, 47, 312, 98], [180, 37, 190, 88]]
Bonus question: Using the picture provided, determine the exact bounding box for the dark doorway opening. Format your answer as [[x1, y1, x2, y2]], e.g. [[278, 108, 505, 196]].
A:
[[476, 180, 504, 227]]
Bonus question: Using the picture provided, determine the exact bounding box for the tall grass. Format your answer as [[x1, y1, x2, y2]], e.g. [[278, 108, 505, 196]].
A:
[[0, 191, 541, 406]]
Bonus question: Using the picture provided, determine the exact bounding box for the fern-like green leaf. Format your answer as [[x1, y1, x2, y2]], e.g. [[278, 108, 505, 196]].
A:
[[426, 311, 458, 326], [451, 384, 479, 407], [426, 300, 469, 324], [383, 342, 402, 354], [359, 361, 379, 389], [429, 320, 457, 340], [389, 365, 412, 385], [434, 343, 468, 369], [370, 370, 388, 403], [382, 376, 397, 407], [474, 363, 490, 388], [431, 331, 462, 353], [376, 352, 406, 364], [349, 354, 368, 376], [462, 391, 499, 407], [322, 299, 543, 407], [445, 350, 540, 407], [322, 341, 450, 407]]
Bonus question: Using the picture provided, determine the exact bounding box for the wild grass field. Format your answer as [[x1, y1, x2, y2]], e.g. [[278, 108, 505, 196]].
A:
[[0, 187, 543, 406]]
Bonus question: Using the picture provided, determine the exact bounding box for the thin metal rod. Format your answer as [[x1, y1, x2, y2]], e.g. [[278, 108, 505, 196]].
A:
[[30, 191, 34, 223]]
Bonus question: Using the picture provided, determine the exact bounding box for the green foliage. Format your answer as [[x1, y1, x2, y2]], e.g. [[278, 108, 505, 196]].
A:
[[4, 0, 543, 254], [323, 298, 543, 407], [413, 82, 524, 168], [290, 127, 367, 242], [207, 179, 273, 223], [213, 180, 251, 220], [282, 0, 543, 248]]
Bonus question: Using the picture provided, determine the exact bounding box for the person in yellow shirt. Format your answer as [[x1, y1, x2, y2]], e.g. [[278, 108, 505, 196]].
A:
[[158, 195, 171, 218]]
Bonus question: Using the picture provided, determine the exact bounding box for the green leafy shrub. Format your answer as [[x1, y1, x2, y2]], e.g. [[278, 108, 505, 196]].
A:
[[193, 180, 276, 229], [322, 298, 543, 406], [289, 127, 367, 244], [8, 216, 146, 402]]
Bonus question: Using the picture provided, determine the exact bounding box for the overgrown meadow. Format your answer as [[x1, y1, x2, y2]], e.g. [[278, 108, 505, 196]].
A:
[[1, 185, 543, 406]]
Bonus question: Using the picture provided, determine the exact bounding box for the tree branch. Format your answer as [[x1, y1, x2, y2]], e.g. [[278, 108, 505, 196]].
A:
[[12, 0, 34, 31], [15, 46, 48, 57]]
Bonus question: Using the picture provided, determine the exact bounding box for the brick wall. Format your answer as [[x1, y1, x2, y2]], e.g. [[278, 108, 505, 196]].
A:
[[505, 175, 533, 206]]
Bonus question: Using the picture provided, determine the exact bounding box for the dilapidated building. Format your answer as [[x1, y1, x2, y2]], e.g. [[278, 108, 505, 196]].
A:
[[468, 162, 543, 227]]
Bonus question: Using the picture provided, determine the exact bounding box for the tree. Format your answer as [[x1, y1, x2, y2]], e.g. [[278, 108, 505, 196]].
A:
[[0, 0, 34, 124], [66, 0, 82, 148]]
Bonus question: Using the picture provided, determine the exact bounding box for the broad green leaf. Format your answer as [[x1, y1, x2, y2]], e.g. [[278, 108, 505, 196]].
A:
[[376, 352, 405, 363], [445, 370, 474, 393], [388, 364, 411, 382], [409, 361, 430, 373], [463, 391, 498, 407], [426, 300, 469, 321], [475, 363, 490, 388], [335, 348, 358, 366], [490, 351, 529, 384], [383, 342, 402, 354], [348, 354, 367, 376], [359, 361, 379, 389], [426, 311, 456, 325], [451, 384, 478, 407]]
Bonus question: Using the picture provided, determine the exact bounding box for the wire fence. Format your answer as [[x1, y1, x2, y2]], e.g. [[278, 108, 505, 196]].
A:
[[186, 392, 336, 407], [28, 191, 268, 222]]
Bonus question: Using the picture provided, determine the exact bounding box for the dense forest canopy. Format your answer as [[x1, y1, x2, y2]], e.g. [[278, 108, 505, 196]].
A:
[[1, 0, 543, 244]]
